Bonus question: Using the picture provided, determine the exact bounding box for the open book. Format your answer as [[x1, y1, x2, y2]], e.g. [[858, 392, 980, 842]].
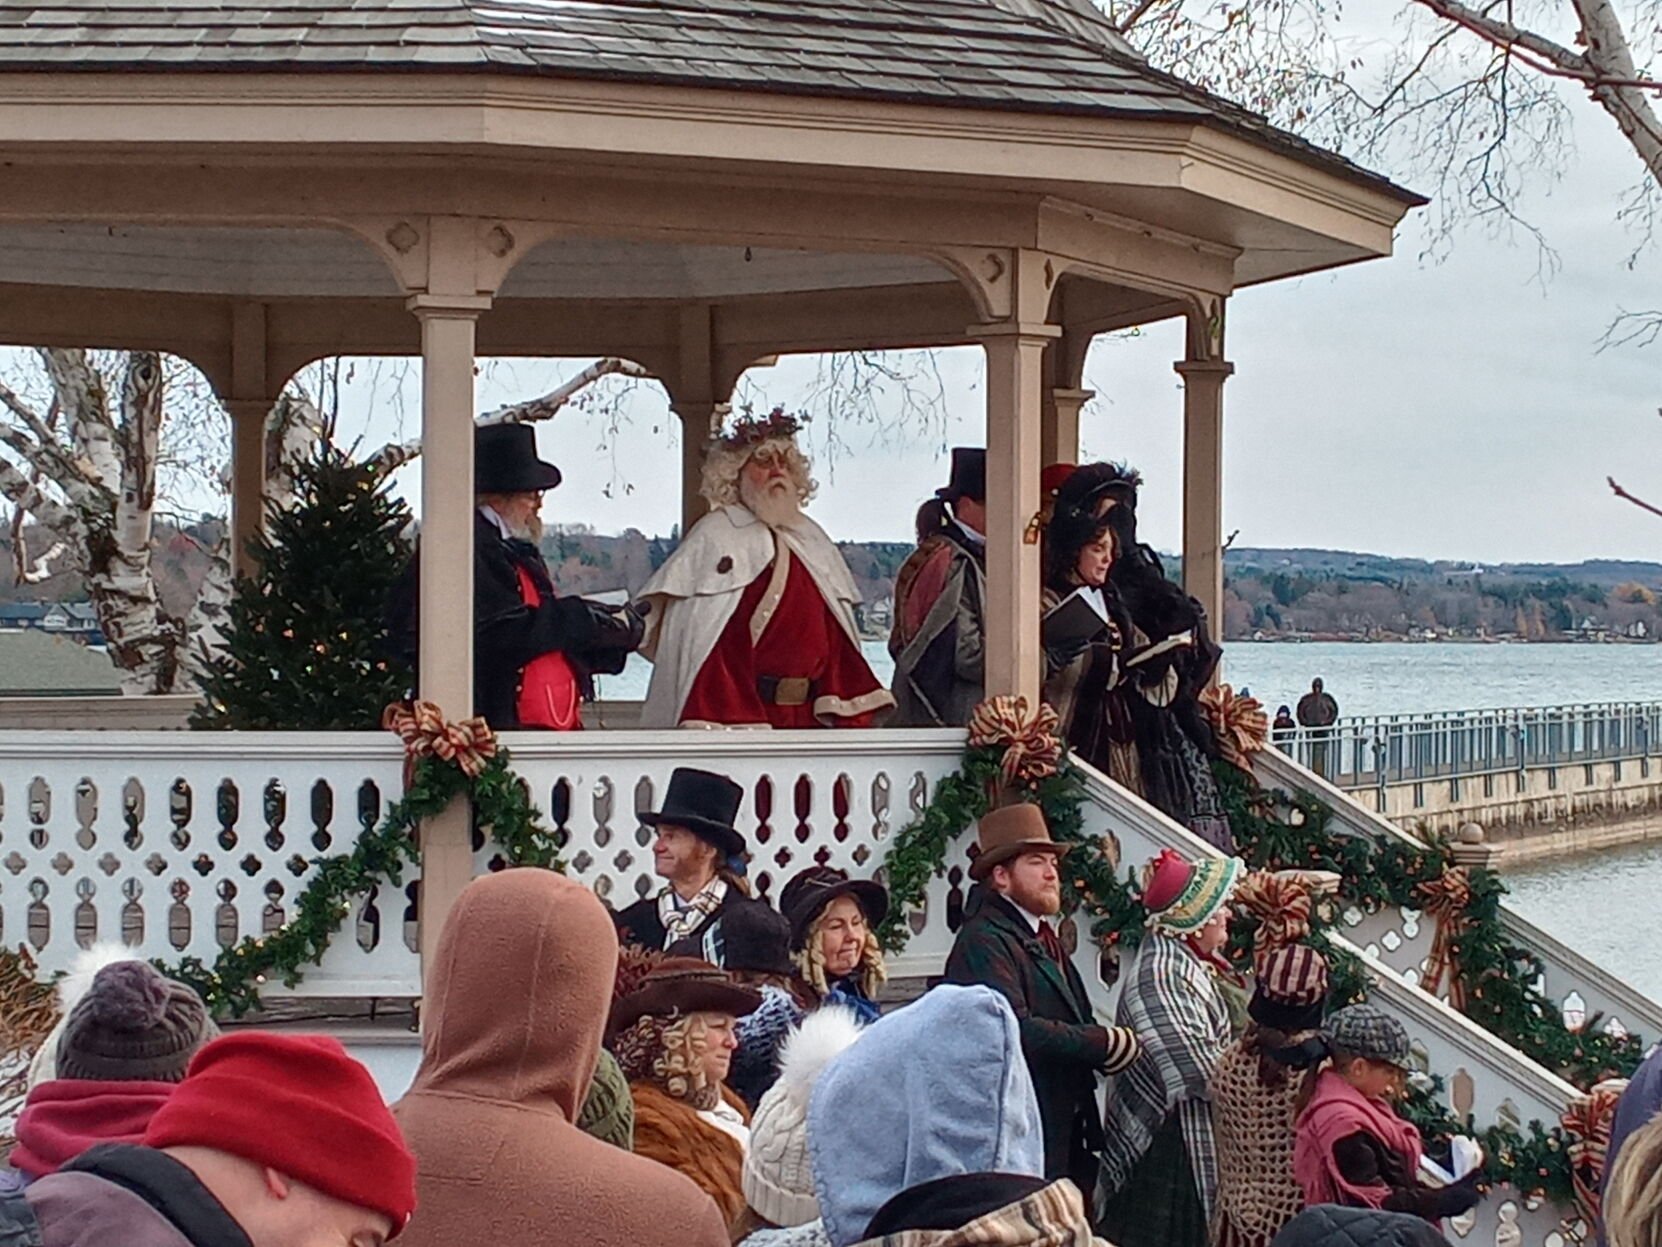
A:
[[1123, 629, 1193, 670], [1042, 587, 1112, 649], [1419, 1135, 1483, 1187]]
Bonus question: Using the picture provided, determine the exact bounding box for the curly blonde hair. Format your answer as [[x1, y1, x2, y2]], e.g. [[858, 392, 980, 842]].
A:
[[612, 1011, 718, 1108], [699, 435, 817, 509], [1607, 1113, 1662, 1247], [794, 912, 887, 1001]]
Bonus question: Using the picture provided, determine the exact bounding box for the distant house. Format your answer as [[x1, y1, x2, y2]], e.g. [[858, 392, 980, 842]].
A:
[[0, 601, 103, 644], [0, 603, 45, 630]]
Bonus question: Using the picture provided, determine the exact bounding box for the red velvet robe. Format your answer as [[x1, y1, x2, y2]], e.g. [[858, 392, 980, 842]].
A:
[[680, 546, 887, 728]]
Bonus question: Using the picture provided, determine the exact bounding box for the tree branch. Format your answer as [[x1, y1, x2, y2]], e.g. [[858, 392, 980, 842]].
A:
[[361, 357, 652, 479], [0, 457, 75, 534], [1112, 0, 1167, 35], [13, 537, 67, 585], [1412, 0, 1662, 91], [1609, 476, 1662, 519]]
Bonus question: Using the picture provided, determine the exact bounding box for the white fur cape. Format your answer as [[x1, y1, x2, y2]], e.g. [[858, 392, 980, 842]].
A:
[[636, 505, 866, 729]]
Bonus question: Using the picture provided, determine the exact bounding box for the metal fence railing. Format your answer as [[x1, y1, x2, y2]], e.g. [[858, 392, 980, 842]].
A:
[[1279, 701, 1662, 790]]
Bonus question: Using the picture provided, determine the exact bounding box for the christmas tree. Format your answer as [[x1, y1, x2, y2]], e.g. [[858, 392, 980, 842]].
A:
[[191, 447, 413, 730]]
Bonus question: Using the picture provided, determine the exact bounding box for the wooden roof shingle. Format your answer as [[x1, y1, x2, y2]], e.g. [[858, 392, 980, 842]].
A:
[[0, 0, 1414, 199]]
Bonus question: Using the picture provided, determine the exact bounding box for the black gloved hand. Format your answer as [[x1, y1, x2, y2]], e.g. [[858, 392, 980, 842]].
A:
[[1045, 637, 1091, 672], [587, 601, 645, 652], [1435, 1171, 1485, 1217]]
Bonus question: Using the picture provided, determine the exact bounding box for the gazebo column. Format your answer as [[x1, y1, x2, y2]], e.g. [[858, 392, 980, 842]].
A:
[[224, 402, 268, 577], [1041, 387, 1092, 467], [976, 312, 1059, 705], [1176, 302, 1234, 635], [663, 305, 732, 535], [225, 302, 274, 578], [1040, 327, 1093, 467], [407, 288, 491, 980]]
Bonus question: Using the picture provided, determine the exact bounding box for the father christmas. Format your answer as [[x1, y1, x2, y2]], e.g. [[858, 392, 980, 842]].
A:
[[635, 410, 893, 729]]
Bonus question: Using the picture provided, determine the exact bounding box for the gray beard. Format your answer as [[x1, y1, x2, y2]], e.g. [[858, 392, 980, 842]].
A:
[[502, 513, 543, 545], [739, 479, 802, 530]]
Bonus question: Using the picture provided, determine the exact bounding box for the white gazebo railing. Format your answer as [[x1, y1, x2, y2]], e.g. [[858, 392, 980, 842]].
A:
[[1068, 762, 1587, 1247], [1253, 746, 1662, 1043], [0, 727, 1629, 1242], [0, 732, 413, 997]]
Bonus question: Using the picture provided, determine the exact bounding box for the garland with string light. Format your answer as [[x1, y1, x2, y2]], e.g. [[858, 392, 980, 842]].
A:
[[876, 692, 1621, 1210], [1213, 761, 1644, 1087], [876, 697, 1147, 952], [165, 702, 562, 1017]]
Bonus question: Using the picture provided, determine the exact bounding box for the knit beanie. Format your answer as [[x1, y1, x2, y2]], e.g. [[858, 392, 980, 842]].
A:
[[577, 1048, 635, 1151], [57, 961, 219, 1084], [744, 1007, 864, 1228], [143, 1032, 417, 1236]]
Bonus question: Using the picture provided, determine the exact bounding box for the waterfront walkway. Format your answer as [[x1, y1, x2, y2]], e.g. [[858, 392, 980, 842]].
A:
[[1284, 701, 1662, 844]]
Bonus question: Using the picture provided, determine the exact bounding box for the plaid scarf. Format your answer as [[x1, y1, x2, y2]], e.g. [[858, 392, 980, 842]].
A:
[[658, 877, 728, 946], [857, 1178, 1104, 1246], [1098, 932, 1230, 1222]]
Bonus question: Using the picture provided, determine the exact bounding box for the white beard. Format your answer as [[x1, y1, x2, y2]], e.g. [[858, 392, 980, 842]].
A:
[[738, 476, 803, 531], [495, 511, 543, 545]]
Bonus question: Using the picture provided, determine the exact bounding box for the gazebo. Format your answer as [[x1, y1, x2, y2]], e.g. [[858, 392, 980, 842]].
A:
[[0, 0, 1421, 965]]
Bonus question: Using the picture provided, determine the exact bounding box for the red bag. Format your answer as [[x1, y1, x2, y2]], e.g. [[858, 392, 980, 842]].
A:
[[513, 565, 582, 731]]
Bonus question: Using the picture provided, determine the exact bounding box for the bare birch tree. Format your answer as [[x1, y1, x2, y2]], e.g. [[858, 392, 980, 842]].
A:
[[0, 346, 650, 694], [1103, 0, 1662, 259]]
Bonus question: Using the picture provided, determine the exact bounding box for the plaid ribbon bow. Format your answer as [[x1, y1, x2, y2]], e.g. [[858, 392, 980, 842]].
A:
[[1199, 683, 1270, 771], [1234, 870, 1314, 957], [968, 695, 1062, 789], [382, 700, 498, 779], [1415, 866, 1473, 1009], [1562, 1079, 1628, 1227]]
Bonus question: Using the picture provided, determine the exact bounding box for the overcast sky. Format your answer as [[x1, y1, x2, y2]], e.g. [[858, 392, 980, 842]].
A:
[[322, 93, 1662, 568]]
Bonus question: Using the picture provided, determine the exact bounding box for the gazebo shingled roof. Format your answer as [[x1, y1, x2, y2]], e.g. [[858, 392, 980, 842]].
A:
[[0, 0, 1414, 203]]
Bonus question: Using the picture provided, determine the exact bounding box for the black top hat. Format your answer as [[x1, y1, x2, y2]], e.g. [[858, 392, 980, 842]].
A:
[[638, 767, 746, 859], [778, 866, 890, 951], [938, 447, 986, 504], [720, 902, 796, 977], [475, 423, 563, 495]]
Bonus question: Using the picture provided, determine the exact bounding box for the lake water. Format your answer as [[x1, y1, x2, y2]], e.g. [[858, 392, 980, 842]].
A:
[[1504, 840, 1662, 1002], [595, 639, 1662, 719]]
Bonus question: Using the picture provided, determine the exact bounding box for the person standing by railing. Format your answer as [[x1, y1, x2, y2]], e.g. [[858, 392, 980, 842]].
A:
[[944, 805, 1141, 1200], [1297, 680, 1340, 778], [614, 767, 768, 967], [889, 448, 988, 728]]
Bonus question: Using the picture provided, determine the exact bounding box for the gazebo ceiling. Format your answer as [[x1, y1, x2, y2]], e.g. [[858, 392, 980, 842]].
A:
[[0, 224, 951, 302], [0, 1, 1422, 385]]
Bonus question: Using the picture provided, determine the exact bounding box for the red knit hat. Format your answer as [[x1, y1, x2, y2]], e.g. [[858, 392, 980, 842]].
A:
[[142, 1032, 416, 1236]]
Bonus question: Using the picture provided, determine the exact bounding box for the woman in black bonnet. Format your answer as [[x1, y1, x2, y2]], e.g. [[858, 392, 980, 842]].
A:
[[1041, 463, 1235, 852]]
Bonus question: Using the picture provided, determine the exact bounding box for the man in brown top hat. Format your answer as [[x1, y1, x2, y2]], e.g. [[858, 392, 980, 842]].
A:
[[943, 803, 1140, 1200]]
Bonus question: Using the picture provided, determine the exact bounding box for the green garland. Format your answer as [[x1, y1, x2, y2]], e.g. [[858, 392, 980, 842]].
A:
[[876, 744, 1146, 953], [876, 731, 1621, 1207], [1214, 761, 1643, 1088], [166, 746, 560, 1017], [1400, 1076, 1577, 1207]]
